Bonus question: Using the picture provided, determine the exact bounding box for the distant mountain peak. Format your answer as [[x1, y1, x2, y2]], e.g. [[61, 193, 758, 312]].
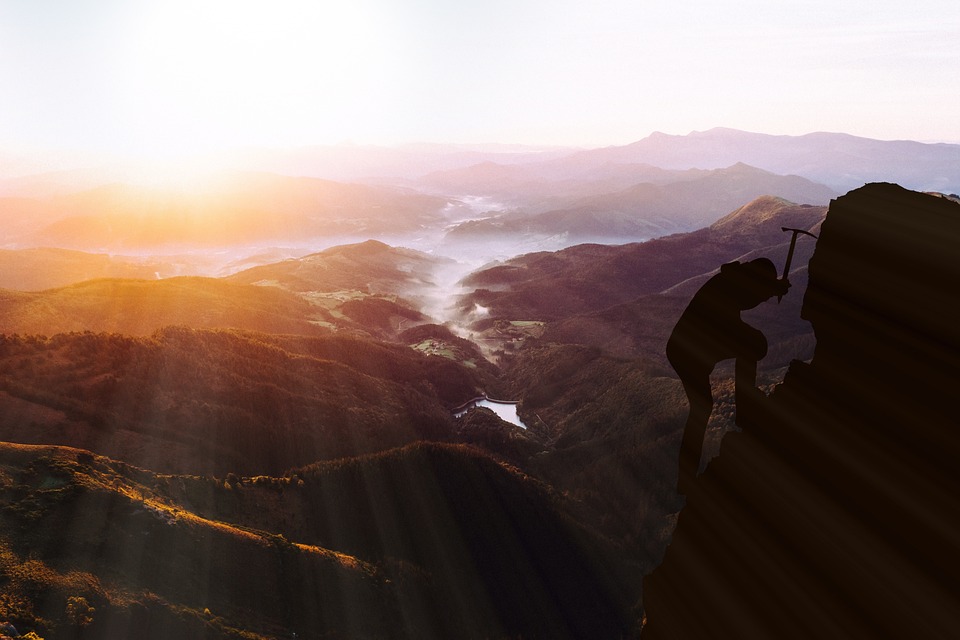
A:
[[328, 238, 392, 254], [690, 126, 746, 136], [716, 161, 771, 174], [605, 129, 960, 192]]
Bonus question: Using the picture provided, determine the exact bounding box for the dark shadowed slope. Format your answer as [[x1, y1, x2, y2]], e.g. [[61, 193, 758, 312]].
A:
[[457, 195, 825, 323], [537, 195, 824, 364], [444, 197, 829, 570], [642, 184, 960, 639], [0, 443, 389, 640], [176, 442, 643, 640], [0, 441, 641, 640]]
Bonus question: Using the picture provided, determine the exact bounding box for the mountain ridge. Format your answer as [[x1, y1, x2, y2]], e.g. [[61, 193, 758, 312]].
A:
[[0, 276, 330, 337], [4, 172, 453, 251], [572, 128, 960, 192], [444, 164, 834, 243], [456, 194, 826, 324], [227, 239, 449, 298]]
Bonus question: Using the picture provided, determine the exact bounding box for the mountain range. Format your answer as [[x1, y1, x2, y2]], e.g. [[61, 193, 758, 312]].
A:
[[443, 163, 833, 242], [0, 192, 830, 580], [417, 128, 960, 194], [4, 128, 958, 256], [0, 191, 941, 639], [6, 130, 957, 197], [0, 241, 471, 354], [16, 128, 940, 193], [0, 125, 958, 638], [578, 128, 960, 192], [1, 174, 453, 251], [456, 195, 824, 329]]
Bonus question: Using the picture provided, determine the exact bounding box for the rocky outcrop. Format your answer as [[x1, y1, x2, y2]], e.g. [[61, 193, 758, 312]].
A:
[[642, 184, 960, 638]]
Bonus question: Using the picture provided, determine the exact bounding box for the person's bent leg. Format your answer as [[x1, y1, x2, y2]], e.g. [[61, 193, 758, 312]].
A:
[[735, 357, 760, 428], [678, 374, 712, 494]]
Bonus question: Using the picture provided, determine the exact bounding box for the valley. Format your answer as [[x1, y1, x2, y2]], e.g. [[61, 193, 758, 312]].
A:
[[0, 130, 957, 639]]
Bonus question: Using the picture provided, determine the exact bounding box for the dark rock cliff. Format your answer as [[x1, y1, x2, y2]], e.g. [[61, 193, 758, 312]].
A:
[[642, 184, 960, 639]]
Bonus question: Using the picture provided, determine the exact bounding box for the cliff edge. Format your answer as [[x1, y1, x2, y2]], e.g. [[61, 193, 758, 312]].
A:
[[642, 183, 960, 638]]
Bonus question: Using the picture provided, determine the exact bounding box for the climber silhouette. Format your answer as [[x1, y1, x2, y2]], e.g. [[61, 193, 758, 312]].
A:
[[667, 257, 789, 494]]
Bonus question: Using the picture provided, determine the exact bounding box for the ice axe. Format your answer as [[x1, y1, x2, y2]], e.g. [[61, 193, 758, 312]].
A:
[[778, 226, 818, 302]]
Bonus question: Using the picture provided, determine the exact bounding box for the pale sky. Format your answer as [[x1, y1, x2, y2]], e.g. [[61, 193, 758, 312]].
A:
[[1, 0, 958, 158]]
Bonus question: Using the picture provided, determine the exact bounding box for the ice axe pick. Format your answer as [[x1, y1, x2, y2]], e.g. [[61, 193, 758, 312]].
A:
[[779, 227, 818, 302]]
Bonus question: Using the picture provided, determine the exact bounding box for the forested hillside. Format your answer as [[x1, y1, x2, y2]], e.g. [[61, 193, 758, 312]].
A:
[[0, 441, 640, 639], [1, 184, 934, 639], [0, 329, 490, 475]]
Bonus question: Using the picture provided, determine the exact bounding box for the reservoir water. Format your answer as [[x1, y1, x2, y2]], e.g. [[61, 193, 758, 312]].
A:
[[454, 398, 527, 429]]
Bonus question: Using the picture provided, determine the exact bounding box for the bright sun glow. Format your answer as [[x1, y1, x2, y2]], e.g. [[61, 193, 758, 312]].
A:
[[0, 0, 958, 159], [116, 1, 400, 156]]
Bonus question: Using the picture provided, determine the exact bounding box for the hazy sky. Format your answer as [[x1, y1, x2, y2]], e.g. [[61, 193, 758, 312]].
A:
[[1, 0, 958, 157]]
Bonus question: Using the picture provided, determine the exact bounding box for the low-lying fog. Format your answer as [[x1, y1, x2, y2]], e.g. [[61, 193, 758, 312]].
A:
[[1, 190, 647, 335], [101, 195, 639, 328]]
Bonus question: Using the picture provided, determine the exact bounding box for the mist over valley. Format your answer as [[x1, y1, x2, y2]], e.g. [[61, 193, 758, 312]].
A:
[[0, 130, 957, 639]]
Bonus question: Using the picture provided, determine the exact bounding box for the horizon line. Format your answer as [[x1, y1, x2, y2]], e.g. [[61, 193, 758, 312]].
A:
[[4, 126, 960, 159]]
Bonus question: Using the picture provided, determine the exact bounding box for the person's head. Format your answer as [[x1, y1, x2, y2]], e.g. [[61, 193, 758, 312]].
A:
[[722, 258, 784, 309]]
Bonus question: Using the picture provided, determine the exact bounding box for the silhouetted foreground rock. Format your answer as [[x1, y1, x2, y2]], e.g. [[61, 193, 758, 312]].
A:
[[642, 184, 960, 639]]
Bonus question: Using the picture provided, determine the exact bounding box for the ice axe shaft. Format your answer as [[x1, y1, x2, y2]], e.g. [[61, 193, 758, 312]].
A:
[[779, 226, 818, 302]]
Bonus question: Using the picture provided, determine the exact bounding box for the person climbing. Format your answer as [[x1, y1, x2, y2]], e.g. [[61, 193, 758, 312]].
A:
[[666, 257, 789, 495]]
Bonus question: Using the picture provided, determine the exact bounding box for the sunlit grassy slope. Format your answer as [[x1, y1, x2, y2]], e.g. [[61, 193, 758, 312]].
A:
[[0, 277, 329, 337], [227, 239, 448, 296], [0, 241, 450, 342], [0, 442, 388, 640]]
